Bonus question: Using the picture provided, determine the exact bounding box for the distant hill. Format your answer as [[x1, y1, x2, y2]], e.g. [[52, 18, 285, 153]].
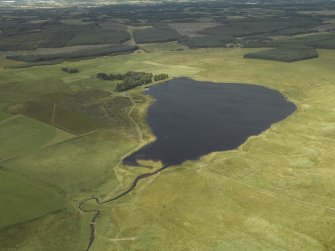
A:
[[1, 0, 333, 7]]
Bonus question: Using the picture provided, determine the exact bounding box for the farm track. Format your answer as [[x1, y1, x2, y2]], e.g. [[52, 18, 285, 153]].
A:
[[128, 27, 137, 46]]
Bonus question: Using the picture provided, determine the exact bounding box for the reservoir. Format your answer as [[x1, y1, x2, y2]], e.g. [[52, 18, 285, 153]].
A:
[[124, 77, 296, 167]]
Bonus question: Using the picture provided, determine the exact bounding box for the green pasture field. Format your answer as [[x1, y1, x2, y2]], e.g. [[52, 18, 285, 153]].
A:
[[0, 115, 57, 161], [0, 46, 335, 250], [0, 111, 11, 121], [0, 167, 65, 229], [0, 104, 11, 121]]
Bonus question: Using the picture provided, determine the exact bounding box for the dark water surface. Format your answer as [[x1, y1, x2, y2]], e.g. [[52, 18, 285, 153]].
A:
[[124, 77, 296, 167]]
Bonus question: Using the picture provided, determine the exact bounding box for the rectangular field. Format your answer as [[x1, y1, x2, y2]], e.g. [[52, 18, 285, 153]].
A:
[[0, 168, 65, 229], [0, 115, 74, 161]]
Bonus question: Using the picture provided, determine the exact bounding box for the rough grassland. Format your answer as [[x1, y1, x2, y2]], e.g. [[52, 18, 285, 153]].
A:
[[1, 47, 335, 250], [0, 208, 86, 251]]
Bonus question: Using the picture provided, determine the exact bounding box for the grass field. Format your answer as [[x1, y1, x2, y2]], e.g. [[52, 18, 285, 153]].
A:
[[0, 104, 12, 121], [168, 22, 219, 37], [0, 115, 58, 161], [0, 208, 86, 251], [0, 167, 65, 229], [0, 112, 11, 121], [1, 46, 335, 250], [3, 130, 138, 198]]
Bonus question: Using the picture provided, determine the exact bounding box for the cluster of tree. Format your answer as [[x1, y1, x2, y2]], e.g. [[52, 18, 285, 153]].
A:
[[62, 67, 79, 73], [97, 71, 169, 92], [244, 48, 319, 62], [7, 45, 138, 63], [97, 73, 124, 81], [133, 25, 180, 44], [114, 72, 153, 92], [0, 21, 131, 51], [154, 74, 169, 81]]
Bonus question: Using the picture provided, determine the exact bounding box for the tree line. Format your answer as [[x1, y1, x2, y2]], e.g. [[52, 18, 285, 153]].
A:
[[97, 71, 169, 92]]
